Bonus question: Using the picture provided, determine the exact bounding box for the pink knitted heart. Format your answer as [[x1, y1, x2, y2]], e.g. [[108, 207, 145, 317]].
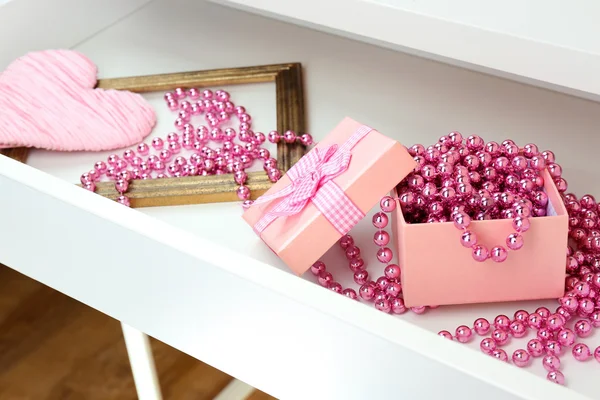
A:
[[0, 50, 156, 151]]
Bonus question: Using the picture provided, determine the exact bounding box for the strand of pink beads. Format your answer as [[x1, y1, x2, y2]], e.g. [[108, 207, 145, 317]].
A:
[[79, 89, 313, 205], [311, 132, 599, 386]]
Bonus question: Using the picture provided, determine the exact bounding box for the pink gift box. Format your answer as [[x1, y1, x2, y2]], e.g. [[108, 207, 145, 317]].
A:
[[243, 117, 416, 275], [392, 169, 569, 307]]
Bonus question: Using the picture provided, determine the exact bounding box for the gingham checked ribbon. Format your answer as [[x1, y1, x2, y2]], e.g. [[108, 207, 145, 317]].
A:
[[253, 125, 373, 235]]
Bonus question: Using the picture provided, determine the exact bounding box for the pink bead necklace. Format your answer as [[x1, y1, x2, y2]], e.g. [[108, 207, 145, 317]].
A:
[[79, 88, 313, 205], [312, 132, 600, 386], [79, 92, 597, 386]]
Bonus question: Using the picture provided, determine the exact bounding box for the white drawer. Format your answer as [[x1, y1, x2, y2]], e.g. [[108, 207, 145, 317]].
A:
[[1, 1, 598, 399]]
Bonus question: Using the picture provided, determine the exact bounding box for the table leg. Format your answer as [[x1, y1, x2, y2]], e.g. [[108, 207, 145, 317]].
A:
[[121, 323, 163, 400], [213, 378, 255, 400]]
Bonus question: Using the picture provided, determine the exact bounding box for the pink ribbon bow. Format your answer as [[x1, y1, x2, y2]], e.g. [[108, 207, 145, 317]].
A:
[[253, 125, 373, 235]]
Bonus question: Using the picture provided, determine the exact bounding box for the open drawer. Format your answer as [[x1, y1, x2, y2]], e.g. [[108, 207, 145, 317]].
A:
[[1, 0, 599, 399]]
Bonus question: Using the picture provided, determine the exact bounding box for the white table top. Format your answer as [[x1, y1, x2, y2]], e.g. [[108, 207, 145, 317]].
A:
[[216, 0, 600, 101], [2, 0, 599, 399]]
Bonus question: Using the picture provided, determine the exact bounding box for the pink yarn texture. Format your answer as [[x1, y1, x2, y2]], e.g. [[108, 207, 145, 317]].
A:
[[0, 49, 156, 151]]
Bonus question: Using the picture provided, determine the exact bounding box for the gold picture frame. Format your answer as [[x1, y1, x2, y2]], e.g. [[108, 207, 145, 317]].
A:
[[1, 63, 306, 207]]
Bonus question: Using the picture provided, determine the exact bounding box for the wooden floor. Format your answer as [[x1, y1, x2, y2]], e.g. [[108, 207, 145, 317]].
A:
[[0, 264, 276, 400]]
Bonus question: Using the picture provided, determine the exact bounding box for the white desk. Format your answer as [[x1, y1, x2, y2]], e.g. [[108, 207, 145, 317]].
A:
[[216, 0, 600, 102], [1, 1, 598, 399]]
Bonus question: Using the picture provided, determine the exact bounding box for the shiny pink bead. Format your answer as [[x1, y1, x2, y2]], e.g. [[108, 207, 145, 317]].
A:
[[380, 196, 396, 212], [376, 247, 393, 263], [375, 299, 391, 313], [258, 148, 270, 160], [282, 130, 296, 143], [87, 170, 99, 182], [472, 245, 489, 262], [512, 349, 531, 367], [574, 319, 592, 337], [560, 296, 579, 313], [494, 315, 511, 331], [186, 88, 199, 99], [374, 231, 390, 246], [353, 270, 369, 285], [359, 284, 375, 300], [594, 346, 600, 362], [547, 371, 565, 385], [556, 306, 571, 323], [558, 328, 575, 346], [546, 314, 565, 331], [506, 233, 524, 250], [491, 349, 508, 362], [385, 282, 402, 297], [349, 257, 364, 272], [234, 171, 247, 185], [590, 311, 600, 328], [82, 181, 95, 191], [460, 230, 477, 248], [340, 235, 353, 249], [545, 340, 562, 356], [473, 318, 491, 335], [574, 282, 591, 297], [267, 168, 282, 182], [391, 298, 407, 314], [535, 307, 551, 319], [527, 339, 545, 357], [236, 185, 250, 200], [173, 87, 186, 99], [384, 264, 401, 279], [263, 158, 278, 170], [537, 327, 553, 342], [514, 310, 529, 323], [509, 321, 527, 338], [480, 338, 497, 354], [490, 246, 508, 262], [80, 173, 93, 184], [372, 212, 388, 229], [512, 217, 530, 232], [438, 330, 453, 340], [375, 277, 389, 290], [94, 161, 107, 173], [116, 195, 130, 207], [167, 99, 179, 110], [317, 271, 333, 288], [345, 246, 360, 259], [201, 89, 213, 99], [542, 354, 560, 371], [573, 343, 592, 361], [342, 288, 357, 300], [267, 131, 280, 143], [466, 135, 484, 150], [453, 212, 471, 229], [594, 273, 600, 289], [310, 261, 325, 275], [115, 179, 129, 193], [300, 133, 313, 146], [329, 282, 342, 293], [411, 306, 426, 314], [455, 325, 473, 343], [492, 329, 509, 345], [578, 298, 595, 315], [522, 143, 539, 157]]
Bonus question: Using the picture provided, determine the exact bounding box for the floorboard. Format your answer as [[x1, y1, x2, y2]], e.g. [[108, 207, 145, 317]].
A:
[[0, 265, 276, 400]]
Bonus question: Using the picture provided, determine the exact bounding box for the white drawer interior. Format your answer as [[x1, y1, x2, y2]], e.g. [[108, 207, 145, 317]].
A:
[[6, 0, 600, 398]]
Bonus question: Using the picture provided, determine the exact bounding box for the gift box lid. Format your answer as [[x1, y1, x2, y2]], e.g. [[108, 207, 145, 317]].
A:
[[242, 117, 416, 275]]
